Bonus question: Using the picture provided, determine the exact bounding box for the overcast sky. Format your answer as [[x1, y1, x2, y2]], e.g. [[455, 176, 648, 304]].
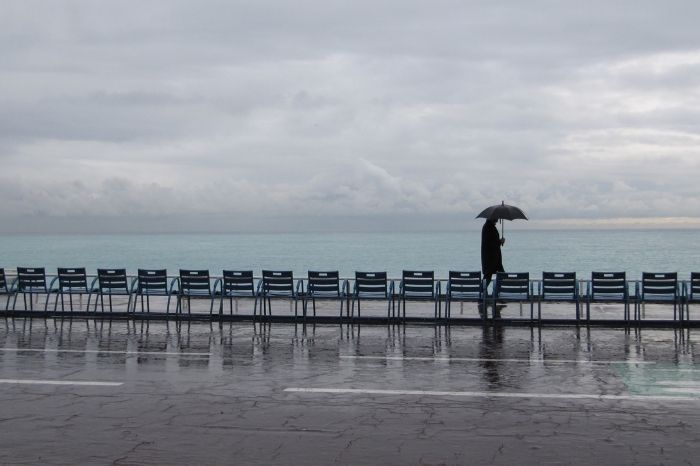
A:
[[1, 0, 700, 233]]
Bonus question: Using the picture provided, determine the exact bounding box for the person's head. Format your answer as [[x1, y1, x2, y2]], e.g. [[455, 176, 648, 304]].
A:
[[487, 215, 498, 224]]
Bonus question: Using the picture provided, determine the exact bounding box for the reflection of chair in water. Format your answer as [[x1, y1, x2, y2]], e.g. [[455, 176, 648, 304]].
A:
[[49, 267, 90, 312], [585, 272, 629, 322], [261, 270, 301, 318], [12, 267, 49, 311], [132, 269, 173, 314], [220, 270, 258, 316], [635, 272, 680, 322], [537, 272, 580, 321], [351, 272, 394, 319], [492, 272, 533, 319], [684, 272, 700, 320], [444, 271, 484, 319], [304, 271, 348, 318], [398, 270, 440, 320], [176, 269, 220, 316], [91, 269, 133, 313], [0, 268, 14, 310]]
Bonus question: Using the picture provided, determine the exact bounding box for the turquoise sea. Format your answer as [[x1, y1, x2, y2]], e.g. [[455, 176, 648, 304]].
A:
[[0, 230, 698, 280]]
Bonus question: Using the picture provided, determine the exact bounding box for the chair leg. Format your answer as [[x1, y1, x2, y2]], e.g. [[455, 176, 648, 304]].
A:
[[586, 299, 590, 322], [674, 301, 677, 322]]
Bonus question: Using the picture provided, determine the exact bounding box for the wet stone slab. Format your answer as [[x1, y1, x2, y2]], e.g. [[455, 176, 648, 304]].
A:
[[0, 319, 699, 465], [3, 292, 694, 324]]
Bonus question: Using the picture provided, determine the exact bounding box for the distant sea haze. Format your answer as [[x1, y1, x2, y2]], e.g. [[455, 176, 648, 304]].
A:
[[0, 230, 698, 280]]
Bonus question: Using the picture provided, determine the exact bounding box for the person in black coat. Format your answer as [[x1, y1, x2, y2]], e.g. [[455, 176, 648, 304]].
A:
[[481, 216, 505, 288]]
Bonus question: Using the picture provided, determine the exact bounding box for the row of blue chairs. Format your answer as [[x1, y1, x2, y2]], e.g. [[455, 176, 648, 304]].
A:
[[1, 267, 699, 322]]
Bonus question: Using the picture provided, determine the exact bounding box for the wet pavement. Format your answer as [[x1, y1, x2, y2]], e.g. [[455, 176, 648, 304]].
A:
[[3, 292, 693, 325], [1, 318, 700, 465]]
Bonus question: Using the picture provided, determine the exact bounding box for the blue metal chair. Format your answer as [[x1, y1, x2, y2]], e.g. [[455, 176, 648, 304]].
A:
[[48, 267, 91, 312], [12, 267, 49, 311], [538, 272, 580, 321], [304, 271, 348, 318], [444, 271, 485, 319], [398, 270, 440, 320], [0, 268, 15, 311], [90, 269, 133, 313], [131, 269, 173, 314], [586, 272, 629, 322], [220, 270, 258, 316], [261, 270, 301, 318], [351, 271, 394, 318], [493, 272, 533, 320], [635, 272, 680, 322], [175, 270, 220, 316], [684, 272, 700, 320]]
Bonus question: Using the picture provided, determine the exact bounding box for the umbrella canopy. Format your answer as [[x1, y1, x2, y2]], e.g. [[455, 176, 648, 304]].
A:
[[476, 201, 528, 221]]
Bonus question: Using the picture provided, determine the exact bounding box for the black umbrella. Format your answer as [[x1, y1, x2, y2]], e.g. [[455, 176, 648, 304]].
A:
[[476, 201, 528, 238]]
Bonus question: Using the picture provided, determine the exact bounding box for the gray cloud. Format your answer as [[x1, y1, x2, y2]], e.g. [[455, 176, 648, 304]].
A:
[[1, 0, 700, 232]]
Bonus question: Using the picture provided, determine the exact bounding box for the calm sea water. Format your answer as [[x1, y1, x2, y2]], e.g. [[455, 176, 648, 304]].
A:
[[0, 230, 698, 279]]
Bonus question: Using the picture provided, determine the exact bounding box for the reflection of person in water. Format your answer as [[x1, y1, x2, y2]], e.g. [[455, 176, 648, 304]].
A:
[[479, 325, 504, 387]]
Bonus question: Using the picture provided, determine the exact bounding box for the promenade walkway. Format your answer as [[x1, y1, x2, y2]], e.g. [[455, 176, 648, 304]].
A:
[[1, 320, 698, 464], [2, 294, 692, 327]]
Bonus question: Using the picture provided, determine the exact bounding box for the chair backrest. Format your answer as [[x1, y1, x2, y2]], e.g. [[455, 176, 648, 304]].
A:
[[137, 269, 168, 293], [57, 267, 88, 292], [641, 272, 677, 299], [542, 272, 576, 299], [401, 270, 434, 297], [222, 270, 255, 295], [494, 272, 530, 299], [691, 272, 700, 299], [179, 270, 211, 295], [0, 268, 6, 292], [17, 267, 47, 292], [447, 271, 482, 297], [262, 270, 294, 295], [307, 271, 340, 296], [591, 272, 627, 300], [355, 272, 388, 296], [97, 269, 129, 293]]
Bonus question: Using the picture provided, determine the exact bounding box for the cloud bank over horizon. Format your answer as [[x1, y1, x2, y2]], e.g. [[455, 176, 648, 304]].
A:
[[1, 1, 700, 233]]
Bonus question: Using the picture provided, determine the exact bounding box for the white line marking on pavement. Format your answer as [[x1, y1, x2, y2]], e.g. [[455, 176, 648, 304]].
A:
[[340, 355, 655, 365], [661, 388, 700, 395], [0, 348, 211, 357], [658, 381, 700, 387], [647, 368, 700, 373], [284, 387, 698, 402], [0, 379, 123, 386]]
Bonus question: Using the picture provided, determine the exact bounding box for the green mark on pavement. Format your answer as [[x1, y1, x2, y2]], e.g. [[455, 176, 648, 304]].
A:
[[615, 363, 700, 397]]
